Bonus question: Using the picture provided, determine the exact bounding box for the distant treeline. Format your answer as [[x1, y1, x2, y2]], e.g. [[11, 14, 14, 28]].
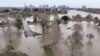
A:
[[76, 8, 100, 14]]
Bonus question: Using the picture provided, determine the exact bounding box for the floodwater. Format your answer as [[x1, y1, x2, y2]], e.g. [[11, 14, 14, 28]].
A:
[[60, 21, 100, 56], [0, 10, 100, 56], [67, 10, 100, 18]]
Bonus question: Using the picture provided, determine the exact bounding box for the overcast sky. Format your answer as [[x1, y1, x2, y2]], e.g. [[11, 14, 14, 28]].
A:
[[0, 0, 99, 8]]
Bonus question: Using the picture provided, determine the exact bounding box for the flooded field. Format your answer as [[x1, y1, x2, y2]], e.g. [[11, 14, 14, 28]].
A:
[[0, 10, 100, 56]]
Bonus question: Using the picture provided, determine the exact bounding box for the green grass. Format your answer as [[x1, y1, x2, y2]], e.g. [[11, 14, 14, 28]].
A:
[[43, 45, 53, 56], [5, 45, 15, 50], [0, 45, 27, 56]]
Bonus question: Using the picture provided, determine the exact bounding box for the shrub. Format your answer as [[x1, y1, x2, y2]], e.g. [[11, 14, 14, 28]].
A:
[[72, 14, 83, 22], [61, 16, 70, 23], [5, 45, 14, 50], [15, 18, 22, 29], [93, 17, 99, 24], [84, 14, 93, 22]]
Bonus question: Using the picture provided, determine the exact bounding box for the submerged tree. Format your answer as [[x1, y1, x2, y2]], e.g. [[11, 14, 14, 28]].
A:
[[72, 14, 83, 22], [39, 13, 49, 34], [73, 24, 83, 31], [87, 33, 94, 42], [3, 14, 22, 49], [15, 19, 22, 30], [66, 31, 83, 56], [40, 15, 61, 56], [85, 14, 93, 23], [97, 20, 100, 26], [86, 33, 94, 56], [61, 16, 70, 24], [93, 17, 99, 24], [2, 18, 12, 45], [33, 16, 37, 22], [15, 14, 22, 30]]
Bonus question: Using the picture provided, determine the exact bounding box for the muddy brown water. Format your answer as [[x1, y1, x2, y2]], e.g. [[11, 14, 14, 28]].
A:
[[0, 21, 100, 56], [0, 10, 100, 56]]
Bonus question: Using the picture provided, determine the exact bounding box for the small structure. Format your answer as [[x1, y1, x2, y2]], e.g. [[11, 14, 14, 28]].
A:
[[82, 6, 86, 9]]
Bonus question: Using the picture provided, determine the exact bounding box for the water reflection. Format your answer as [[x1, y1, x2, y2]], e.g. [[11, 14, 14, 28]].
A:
[[86, 41, 93, 47], [66, 26, 83, 56], [85, 41, 93, 56]]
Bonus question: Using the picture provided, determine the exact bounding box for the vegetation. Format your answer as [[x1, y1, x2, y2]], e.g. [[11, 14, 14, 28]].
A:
[[97, 20, 100, 26], [87, 33, 94, 42], [67, 31, 83, 56], [72, 14, 93, 23], [43, 45, 53, 56], [15, 17, 22, 29], [0, 51, 27, 56], [72, 14, 83, 22], [77, 8, 100, 14], [5, 45, 15, 50], [84, 14, 93, 22], [93, 17, 99, 24], [73, 24, 82, 31], [39, 15, 61, 56], [65, 24, 83, 56], [0, 9, 10, 13], [61, 16, 70, 23], [39, 13, 49, 33], [33, 16, 37, 22], [0, 6, 99, 56], [0, 45, 27, 56]]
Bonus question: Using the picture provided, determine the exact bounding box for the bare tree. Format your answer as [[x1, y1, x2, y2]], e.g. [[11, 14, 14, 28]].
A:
[[85, 14, 93, 23], [65, 31, 83, 56], [40, 15, 61, 46], [72, 14, 83, 22], [87, 33, 94, 42], [39, 13, 49, 34], [93, 17, 99, 24], [6, 20, 13, 45], [73, 24, 83, 31], [39, 15, 61, 56]]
